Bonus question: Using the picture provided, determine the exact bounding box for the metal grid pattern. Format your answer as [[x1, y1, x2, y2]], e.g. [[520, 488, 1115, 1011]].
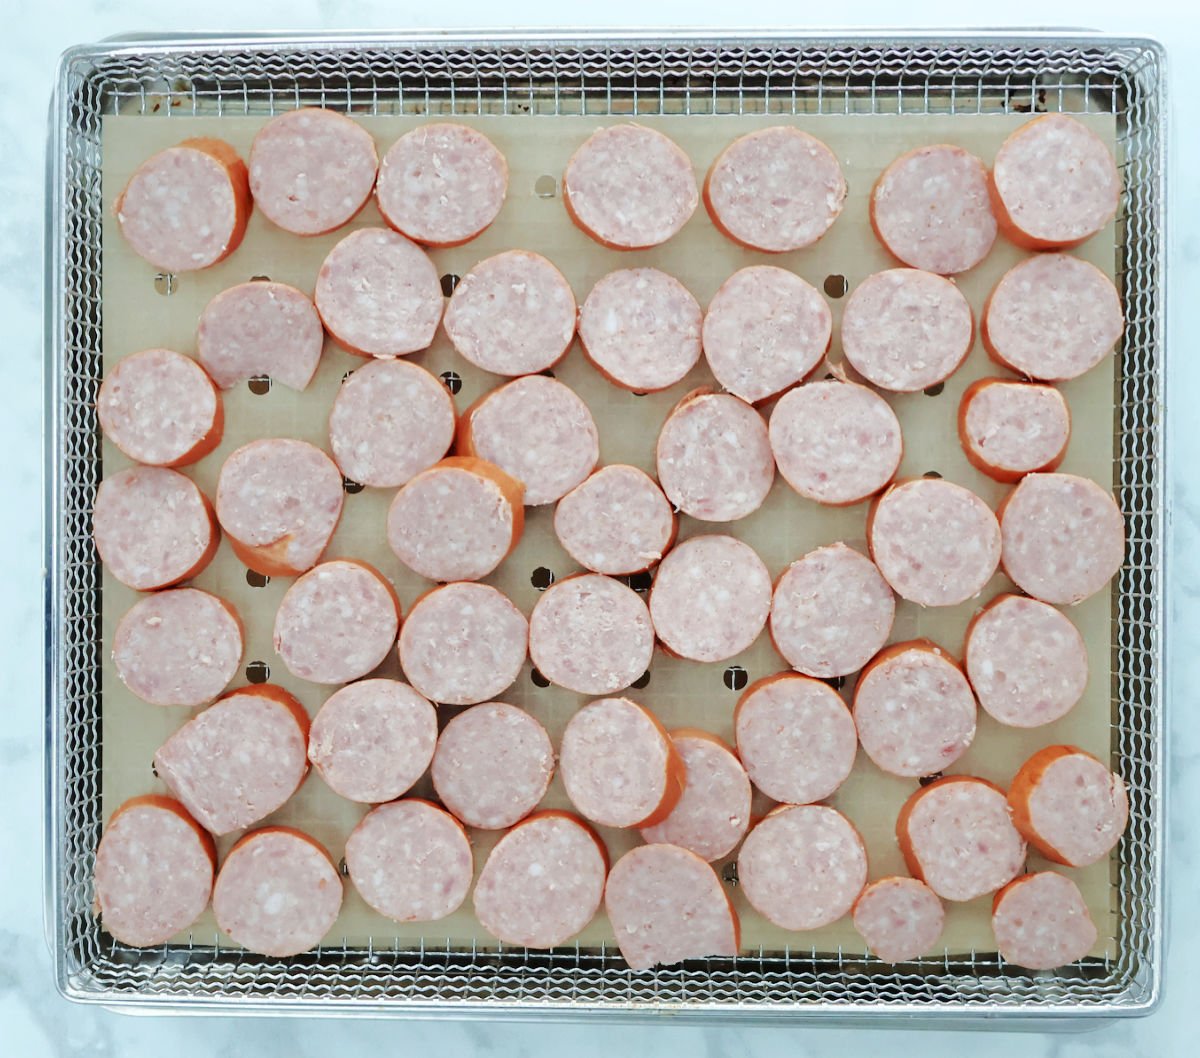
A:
[[45, 34, 1166, 1017]]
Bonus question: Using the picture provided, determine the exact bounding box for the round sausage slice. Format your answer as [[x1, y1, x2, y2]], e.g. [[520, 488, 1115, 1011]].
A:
[[94, 795, 215, 948], [605, 844, 739, 970], [115, 138, 250, 272], [739, 805, 868, 931], [197, 281, 326, 392], [387, 457, 524, 583], [958, 378, 1071, 482], [982, 254, 1124, 382], [399, 582, 528, 705], [98, 349, 223, 467], [345, 799, 473, 923], [328, 359, 456, 488], [563, 124, 698, 250], [578, 268, 702, 392], [113, 588, 243, 708], [93, 466, 218, 592], [897, 777, 1026, 902], [868, 478, 1001, 607], [841, 269, 975, 392], [274, 560, 400, 685], [529, 574, 654, 695], [153, 684, 310, 836], [249, 108, 379, 236], [999, 473, 1125, 605], [990, 115, 1120, 250], [648, 534, 771, 663], [992, 871, 1098, 970], [431, 702, 554, 829], [870, 145, 996, 274], [212, 827, 342, 957], [307, 679, 437, 803], [704, 127, 846, 253], [553, 465, 676, 576], [852, 877, 945, 964], [963, 593, 1088, 728], [473, 811, 608, 949], [853, 641, 977, 779], [1008, 745, 1129, 868], [314, 227, 443, 358], [560, 697, 684, 829], [639, 730, 751, 862], [215, 438, 344, 577], [735, 673, 858, 805], [457, 375, 599, 507], [769, 543, 895, 678], [376, 123, 507, 247], [444, 251, 575, 376], [702, 267, 831, 404], [656, 389, 774, 523], [769, 380, 903, 505]]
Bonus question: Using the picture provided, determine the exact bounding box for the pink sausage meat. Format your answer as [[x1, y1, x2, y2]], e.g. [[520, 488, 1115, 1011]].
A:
[[113, 588, 243, 708], [958, 378, 1071, 481], [197, 281, 325, 392], [345, 800, 473, 922], [769, 380, 903, 505], [529, 575, 654, 696], [992, 872, 1098, 970], [307, 679, 437, 803], [702, 266, 831, 403], [769, 543, 895, 678], [444, 251, 576, 376], [431, 703, 554, 830], [853, 877, 945, 964]]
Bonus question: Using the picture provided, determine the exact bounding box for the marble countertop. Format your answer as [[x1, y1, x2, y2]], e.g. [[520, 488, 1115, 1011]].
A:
[[5, 3, 1195, 1054]]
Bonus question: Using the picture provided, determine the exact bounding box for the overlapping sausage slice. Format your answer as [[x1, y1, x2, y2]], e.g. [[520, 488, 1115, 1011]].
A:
[[958, 378, 1071, 482], [115, 138, 250, 272], [94, 795, 215, 948], [98, 349, 223, 466]]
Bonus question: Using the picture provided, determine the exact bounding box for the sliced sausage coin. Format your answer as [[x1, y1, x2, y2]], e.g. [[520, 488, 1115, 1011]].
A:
[[958, 378, 1071, 482], [98, 348, 223, 466], [93, 466, 218, 592], [398, 582, 528, 705], [113, 588, 243, 708], [153, 684, 310, 836], [387, 457, 524, 582], [307, 679, 437, 804], [529, 574, 654, 695], [578, 268, 703, 392], [431, 702, 554, 830], [473, 811, 608, 949], [605, 844, 739, 970], [999, 473, 1125, 605], [345, 800, 473, 922], [853, 877, 945, 964], [328, 358, 456, 488], [852, 641, 977, 779], [992, 871, 1098, 970]]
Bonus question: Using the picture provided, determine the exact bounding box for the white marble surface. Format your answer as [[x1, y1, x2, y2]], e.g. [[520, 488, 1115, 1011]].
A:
[[4, 1, 1196, 1053]]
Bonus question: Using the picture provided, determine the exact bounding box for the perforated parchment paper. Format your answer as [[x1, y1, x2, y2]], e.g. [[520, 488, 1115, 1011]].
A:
[[100, 110, 1118, 960]]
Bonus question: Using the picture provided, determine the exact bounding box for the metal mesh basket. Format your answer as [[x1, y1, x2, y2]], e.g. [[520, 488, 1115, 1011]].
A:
[[44, 32, 1166, 1018]]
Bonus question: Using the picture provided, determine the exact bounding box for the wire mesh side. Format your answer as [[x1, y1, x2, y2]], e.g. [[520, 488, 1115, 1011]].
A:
[[49, 36, 1165, 1014]]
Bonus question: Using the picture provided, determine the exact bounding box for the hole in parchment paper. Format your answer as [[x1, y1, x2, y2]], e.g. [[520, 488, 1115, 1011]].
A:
[[632, 391, 647, 397], [343, 477, 365, 494], [923, 381, 945, 397], [341, 369, 355, 384], [823, 274, 848, 298], [250, 274, 271, 283], [824, 674, 846, 691], [631, 670, 651, 690], [919, 772, 944, 787], [150, 761, 158, 778], [153, 273, 177, 296], [245, 569, 271, 588], [531, 566, 556, 591], [922, 470, 943, 480], [246, 660, 271, 684], [721, 861, 739, 886], [530, 668, 551, 688], [440, 273, 461, 297], [621, 571, 653, 594], [440, 370, 463, 395], [534, 175, 557, 198], [722, 665, 748, 692], [247, 375, 272, 395], [539, 369, 556, 379], [338, 857, 350, 877]]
